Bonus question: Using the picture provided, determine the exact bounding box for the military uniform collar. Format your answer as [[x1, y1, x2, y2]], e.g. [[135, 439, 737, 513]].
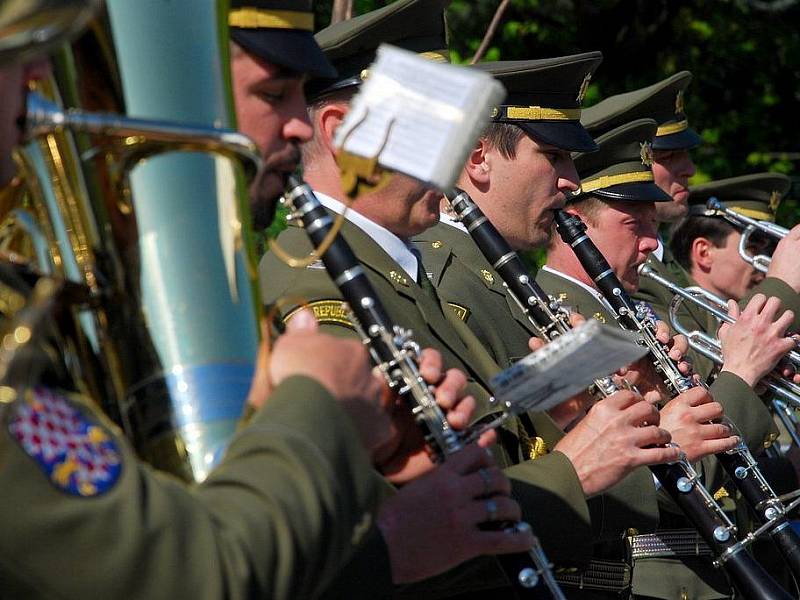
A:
[[652, 236, 665, 262], [438, 211, 468, 234], [540, 264, 616, 315], [315, 191, 419, 282]]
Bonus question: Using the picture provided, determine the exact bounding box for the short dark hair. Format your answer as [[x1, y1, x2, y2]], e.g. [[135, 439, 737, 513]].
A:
[[670, 216, 735, 270], [481, 122, 526, 159]]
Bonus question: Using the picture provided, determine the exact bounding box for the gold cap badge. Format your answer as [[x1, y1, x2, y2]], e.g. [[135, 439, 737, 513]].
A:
[[640, 141, 654, 167], [577, 72, 592, 104], [769, 190, 781, 213], [675, 90, 685, 115]]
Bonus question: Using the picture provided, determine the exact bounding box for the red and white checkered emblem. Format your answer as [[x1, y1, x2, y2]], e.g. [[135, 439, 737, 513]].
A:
[[9, 387, 121, 496]]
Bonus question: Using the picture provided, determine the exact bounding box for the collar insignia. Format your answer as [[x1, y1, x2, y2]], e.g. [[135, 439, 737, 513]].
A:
[[480, 269, 495, 284], [675, 90, 685, 115], [640, 141, 654, 166], [447, 302, 470, 321], [769, 190, 781, 213], [389, 270, 409, 287], [9, 387, 122, 496], [527, 436, 548, 460], [577, 72, 592, 104]]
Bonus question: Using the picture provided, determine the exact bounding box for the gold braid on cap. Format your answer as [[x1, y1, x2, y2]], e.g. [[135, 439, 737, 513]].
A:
[[229, 8, 314, 31], [580, 171, 654, 194], [656, 119, 689, 136], [495, 105, 581, 121]]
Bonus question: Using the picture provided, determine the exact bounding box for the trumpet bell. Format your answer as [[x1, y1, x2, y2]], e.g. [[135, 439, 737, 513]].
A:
[[0, 0, 100, 65]]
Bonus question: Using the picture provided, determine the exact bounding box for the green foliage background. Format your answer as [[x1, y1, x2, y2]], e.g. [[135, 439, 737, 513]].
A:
[[313, 0, 800, 227]]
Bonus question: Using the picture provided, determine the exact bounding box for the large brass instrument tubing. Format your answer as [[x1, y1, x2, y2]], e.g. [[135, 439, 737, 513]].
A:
[[25, 92, 262, 181], [638, 264, 800, 407], [707, 197, 788, 275]]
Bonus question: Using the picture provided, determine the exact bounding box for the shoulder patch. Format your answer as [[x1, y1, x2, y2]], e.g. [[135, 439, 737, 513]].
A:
[[9, 387, 122, 496], [447, 302, 470, 321], [285, 300, 354, 329]]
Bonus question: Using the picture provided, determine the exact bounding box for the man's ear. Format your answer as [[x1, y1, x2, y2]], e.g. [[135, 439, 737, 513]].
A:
[[315, 102, 348, 156], [462, 139, 492, 186], [691, 237, 715, 271]]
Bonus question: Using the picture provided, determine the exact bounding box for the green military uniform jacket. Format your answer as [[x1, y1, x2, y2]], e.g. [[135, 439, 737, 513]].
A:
[[414, 223, 679, 598], [260, 218, 594, 581], [0, 376, 390, 600], [536, 267, 776, 600]]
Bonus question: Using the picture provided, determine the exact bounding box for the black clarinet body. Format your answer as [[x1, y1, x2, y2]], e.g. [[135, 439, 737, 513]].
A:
[[281, 176, 564, 600], [554, 208, 797, 598]]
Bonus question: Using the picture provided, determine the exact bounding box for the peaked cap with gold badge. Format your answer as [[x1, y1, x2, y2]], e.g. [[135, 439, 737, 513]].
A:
[[571, 118, 671, 202], [306, 0, 451, 100], [0, 0, 99, 65], [688, 172, 791, 223], [582, 71, 701, 151], [229, 0, 337, 79], [474, 53, 602, 153]]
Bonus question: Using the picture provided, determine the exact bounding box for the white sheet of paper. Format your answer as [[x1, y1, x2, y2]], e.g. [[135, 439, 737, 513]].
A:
[[334, 44, 505, 191], [491, 319, 648, 414]]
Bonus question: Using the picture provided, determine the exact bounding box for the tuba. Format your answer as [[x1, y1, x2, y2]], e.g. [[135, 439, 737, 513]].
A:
[[5, 0, 261, 482]]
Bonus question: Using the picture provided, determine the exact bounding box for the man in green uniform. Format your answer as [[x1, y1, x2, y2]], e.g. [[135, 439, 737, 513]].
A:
[[260, 3, 686, 596], [668, 174, 800, 591], [542, 120, 796, 600], [0, 2, 537, 598], [581, 73, 800, 376], [410, 57, 754, 597], [670, 173, 791, 306]]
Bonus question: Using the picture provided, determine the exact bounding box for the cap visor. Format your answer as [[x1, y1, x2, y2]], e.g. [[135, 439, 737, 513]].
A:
[[518, 121, 598, 153], [590, 181, 672, 203], [652, 127, 702, 151], [231, 29, 337, 79]]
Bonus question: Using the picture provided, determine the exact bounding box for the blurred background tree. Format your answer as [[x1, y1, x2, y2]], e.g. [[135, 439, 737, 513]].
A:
[[313, 0, 800, 227]]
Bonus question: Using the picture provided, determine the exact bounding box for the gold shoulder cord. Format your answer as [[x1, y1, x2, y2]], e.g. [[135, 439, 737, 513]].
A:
[[267, 206, 351, 269]]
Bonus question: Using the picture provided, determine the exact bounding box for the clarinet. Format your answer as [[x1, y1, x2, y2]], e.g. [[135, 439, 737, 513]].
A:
[[280, 175, 565, 600], [554, 208, 798, 597], [443, 188, 792, 599]]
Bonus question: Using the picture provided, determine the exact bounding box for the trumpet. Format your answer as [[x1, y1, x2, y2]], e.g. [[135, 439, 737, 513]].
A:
[[637, 263, 800, 408], [707, 197, 788, 274]]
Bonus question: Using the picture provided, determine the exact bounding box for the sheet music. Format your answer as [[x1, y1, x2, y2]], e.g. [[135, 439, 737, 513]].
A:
[[334, 44, 505, 191], [491, 319, 648, 413]]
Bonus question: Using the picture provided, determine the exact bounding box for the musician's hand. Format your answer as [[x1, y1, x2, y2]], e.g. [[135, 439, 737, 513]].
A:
[[767, 223, 800, 293], [374, 348, 490, 485], [659, 387, 739, 461], [377, 443, 535, 583], [264, 309, 391, 452], [548, 390, 594, 430], [653, 321, 693, 376], [719, 294, 796, 387], [553, 390, 680, 497]]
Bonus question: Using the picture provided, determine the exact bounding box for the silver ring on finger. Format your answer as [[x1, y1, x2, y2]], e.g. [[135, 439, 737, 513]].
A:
[[485, 498, 498, 522], [478, 467, 491, 497]]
